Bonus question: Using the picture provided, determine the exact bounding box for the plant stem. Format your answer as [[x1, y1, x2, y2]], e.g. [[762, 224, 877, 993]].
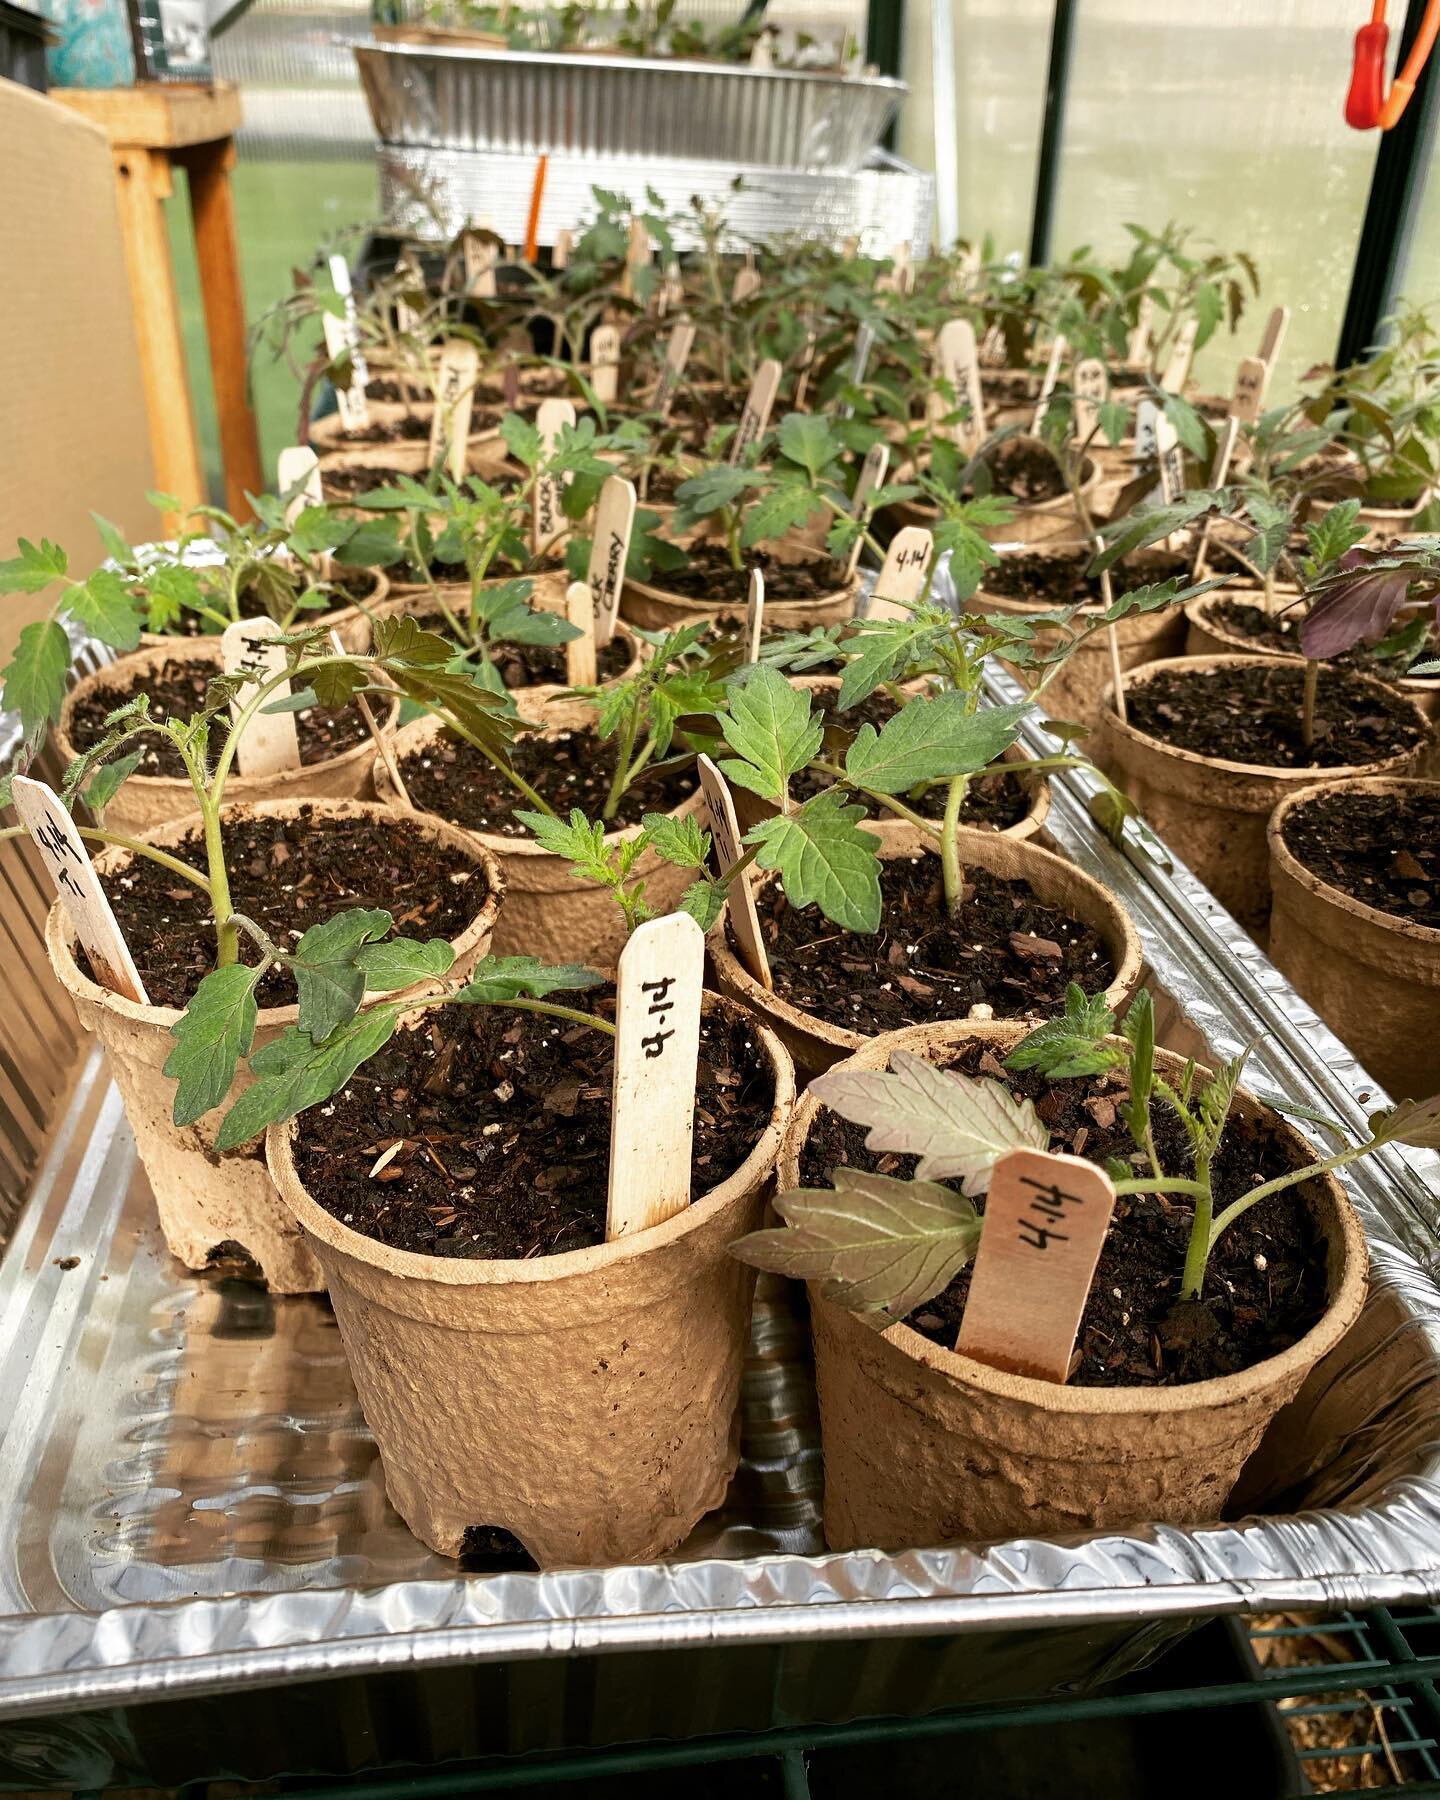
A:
[[1179, 1151, 1214, 1299], [1301, 658, 1319, 750], [941, 774, 966, 916], [201, 799, 239, 967], [0, 825, 213, 893], [1112, 1177, 1208, 1199], [602, 701, 642, 822]]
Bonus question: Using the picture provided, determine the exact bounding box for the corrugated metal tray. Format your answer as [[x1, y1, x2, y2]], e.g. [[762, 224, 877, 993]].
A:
[[354, 40, 906, 171], [2, 614, 1440, 1783]]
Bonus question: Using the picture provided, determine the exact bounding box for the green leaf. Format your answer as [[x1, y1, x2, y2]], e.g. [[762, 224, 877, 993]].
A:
[[0, 618, 71, 735], [671, 466, 757, 532], [164, 963, 263, 1127], [354, 936, 456, 991], [836, 618, 936, 708], [745, 787, 881, 932], [677, 876, 727, 931], [291, 907, 394, 1042], [717, 666, 823, 803], [641, 811, 710, 869], [372, 614, 457, 667], [843, 695, 1028, 795], [811, 1047, 1049, 1188], [83, 748, 146, 814], [740, 483, 825, 549], [1091, 494, 1218, 571], [1005, 983, 1120, 1080], [0, 537, 68, 594], [776, 411, 841, 480], [1244, 495, 1291, 574], [733, 1166, 981, 1321], [1368, 1092, 1440, 1150], [91, 514, 132, 567], [500, 412, 543, 468], [331, 519, 407, 568], [455, 955, 603, 1003], [1162, 392, 1208, 460], [1304, 498, 1367, 570], [1098, 400, 1131, 448], [68, 569, 143, 652], [214, 1007, 402, 1152], [1120, 988, 1155, 1149]]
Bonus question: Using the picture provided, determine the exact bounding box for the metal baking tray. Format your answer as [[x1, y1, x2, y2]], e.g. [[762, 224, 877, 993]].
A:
[[376, 144, 936, 259], [2, 610, 1440, 1786], [355, 41, 906, 172]]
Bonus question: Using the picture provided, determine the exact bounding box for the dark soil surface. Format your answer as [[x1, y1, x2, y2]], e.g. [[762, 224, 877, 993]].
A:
[[1204, 596, 1439, 682], [979, 371, 1037, 405], [68, 656, 372, 779], [398, 723, 699, 836], [89, 806, 485, 1009], [317, 403, 505, 449], [980, 547, 1188, 609], [979, 438, 1068, 503], [294, 1000, 774, 1259], [750, 853, 1115, 1031], [791, 687, 1032, 829], [798, 1037, 1329, 1388], [1126, 662, 1426, 769], [1281, 788, 1440, 929], [400, 604, 632, 689], [642, 545, 848, 605], [321, 463, 430, 501]]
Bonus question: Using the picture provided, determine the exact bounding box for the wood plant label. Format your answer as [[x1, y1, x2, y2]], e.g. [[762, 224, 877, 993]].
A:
[[589, 323, 622, 405], [588, 474, 638, 648], [427, 340, 480, 482], [1152, 409, 1186, 503], [1161, 316, 1199, 393], [954, 1147, 1118, 1382], [728, 358, 782, 464], [564, 580, 597, 687], [1071, 356, 1108, 442], [464, 230, 498, 298], [1258, 304, 1290, 367], [220, 617, 301, 777], [552, 228, 572, 270], [868, 526, 932, 622], [276, 445, 323, 527], [1030, 334, 1068, 433], [845, 441, 891, 578], [731, 265, 762, 304], [532, 397, 577, 557], [745, 567, 765, 663], [327, 254, 368, 387], [931, 319, 985, 451], [696, 754, 771, 989], [652, 319, 697, 417], [1230, 355, 1269, 424], [1126, 293, 1153, 367], [12, 776, 150, 1005], [322, 312, 369, 432], [605, 911, 705, 1240]]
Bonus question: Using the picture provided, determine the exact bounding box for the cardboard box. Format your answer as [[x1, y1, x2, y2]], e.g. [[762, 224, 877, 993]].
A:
[[0, 76, 154, 664]]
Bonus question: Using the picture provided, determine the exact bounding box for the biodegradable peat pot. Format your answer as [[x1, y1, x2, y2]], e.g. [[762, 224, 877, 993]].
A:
[[374, 712, 706, 967], [781, 1019, 1369, 1550], [308, 402, 505, 460], [332, 572, 646, 726], [1268, 777, 1440, 1100], [1096, 656, 1434, 928], [57, 640, 401, 838], [620, 542, 858, 634], [891, 439, 1100, 548], [317, 436, 511, 511], [709, 823, 1142, 1076], [45, 800, 504, 1294], [266, 993, 795, 1566]]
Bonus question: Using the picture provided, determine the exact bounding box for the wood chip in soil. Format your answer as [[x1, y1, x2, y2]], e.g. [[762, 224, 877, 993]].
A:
[[1281, 789, 1440, 929], [1126, 662, 1425, 768], [799, 1039, 1329, 1389], [67, 655, 372, 778], [745, 854, 1114, 1031], [398, 723, 699, 835], [292, 999, 773, 1260], [88, 805, 487, 1009]]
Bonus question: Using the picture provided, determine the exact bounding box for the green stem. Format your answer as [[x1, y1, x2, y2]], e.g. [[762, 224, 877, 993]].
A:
[[201, 798, 239, 967], [1111, 1177, 1209, 1200], [810, 759, 937, 835], [1179, 1150, 1214, 1300], [0, 824, 214, 893], [602, 703, 642, 823], [940, 774, 966, 916]]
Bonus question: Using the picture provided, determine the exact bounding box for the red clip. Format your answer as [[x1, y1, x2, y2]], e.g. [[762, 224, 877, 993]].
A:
[[1346, 18, 1389, 127]]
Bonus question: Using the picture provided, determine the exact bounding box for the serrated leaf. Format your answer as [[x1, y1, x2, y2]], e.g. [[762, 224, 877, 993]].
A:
[[718, 665, 823, 802], [733, 1166, 981, 1320], [500, 412, 542, 468], [164, 963, 263, 1127], [1091, 495, 1218, 571], [776, 411, 841, 480], [1369, 1092, 1440, 1149], [372, 614, 456, 667], [740, 483, 825, 548], [677, 876, 727, 931], [671, 466, 757, 532], [83, 748, 146, 814], [641, 811, 710, 869], [0, 618, 71, 735], [1162, 392, 1208, 460], [354, 936, 456, 991], [68, 569, 143, 653], [745, 787, 881, 932], [843, 695, 1027, 795], [1006, 983, 1120, 1080], [215, 1007, 402, 1152], [291, 907, 394, 1042], [0, 537, 68, 593], [455, 955, 603, 1003], [836, 619, 936, 708], [810, 1048, 1049, 1189]]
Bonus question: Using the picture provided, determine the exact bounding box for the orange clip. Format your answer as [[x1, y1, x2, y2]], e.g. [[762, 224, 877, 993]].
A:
[[1347, 0, 1440, 129]]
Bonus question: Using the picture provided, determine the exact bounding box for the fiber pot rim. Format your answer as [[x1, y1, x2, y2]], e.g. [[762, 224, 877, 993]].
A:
[[43, 796, 505, 1031], [371, 710, 706, 860], [1267, 774, 1440, 947], [266, 990, 795, 1288], [1101, 653, 1434, 784], [781, 1017, 1368, 1418], [709, 821, 1142, 1056], [623, 540, 858, 615], [57, 638, 401, 802]]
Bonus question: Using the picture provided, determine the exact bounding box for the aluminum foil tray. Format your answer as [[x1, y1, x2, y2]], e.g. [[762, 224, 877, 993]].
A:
[[2, 631, 1440, 1780], [355, 41, 906, 172], [378, 145, 935, 259]]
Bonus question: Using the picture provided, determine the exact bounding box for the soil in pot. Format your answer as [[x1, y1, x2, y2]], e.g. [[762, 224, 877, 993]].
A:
[[748, 852, 1115, 1033], [798, 1038, 1328, 1388], [316, 402, 507, 450], [400, 604, 634, 691], [1201, 595, 1440, 681], [293, 996, 774, 1258], [972, 438, 1067, 503], [89, 804, 487, 1010], [1278, 787, 1440, 929], [397, 721, 699, 836], [646, 545, 848, 605], [67, 654, 371, 776], [793, 688, 1031, 830], [1125, 662, 1427, 769], [980, 547, 1188, 608], [322, 463, 437, 501]]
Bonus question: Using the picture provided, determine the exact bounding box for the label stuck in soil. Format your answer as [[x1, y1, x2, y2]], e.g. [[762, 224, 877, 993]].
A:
[[463, 230, 498, 298], [276, 445, 323, 528], [1258, 304, 1290, 367], [931, 319, 986, 452], [1030, 333, 1068, 433], [1230, 355, 1269, 424], [1126, 293, 1153, 367], [1161, 316, 1199, 393], [605, 911, 706, 1239], [869, 526, 933, 622], [220, 617, 301, 776], [728, 359, 783, 465], [696, 754, 771, 990], [653, 319, 697, 416], [12, 776, 150, 1005], [322, 312, 370, 433], [533, 397, 577, 557], [845, 442, 891, 578], [1071, 356, 1107, 442], [588, 474, 638, 647], [589, 322, 622, 405], [426, 339, 480, 482], [564, 580, 598, 686], [732, 265, 762, 305], [745, 568, 764, 663], [954, 1146, 1118, 1382]]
